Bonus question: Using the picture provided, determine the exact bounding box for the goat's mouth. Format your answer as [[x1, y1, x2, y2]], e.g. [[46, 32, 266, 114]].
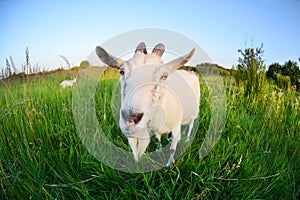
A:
[[121, 129, 131, 135], [120, 120, 149, 137], [120, 125, 144, 135]]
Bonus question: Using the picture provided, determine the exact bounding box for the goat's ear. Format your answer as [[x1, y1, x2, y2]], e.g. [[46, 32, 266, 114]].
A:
[[135, 42, 147, 54], [152, 43, 165, 57], [96, 46, 123, 68], [165, 48, 195, 70]]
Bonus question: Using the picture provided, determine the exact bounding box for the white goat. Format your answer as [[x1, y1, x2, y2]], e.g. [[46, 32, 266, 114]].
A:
[[60, 78, 76, 88], [96, 42, 200, 168]]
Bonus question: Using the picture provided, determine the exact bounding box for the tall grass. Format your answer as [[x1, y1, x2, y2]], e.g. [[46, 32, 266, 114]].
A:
[[0, 69, 299, 199]]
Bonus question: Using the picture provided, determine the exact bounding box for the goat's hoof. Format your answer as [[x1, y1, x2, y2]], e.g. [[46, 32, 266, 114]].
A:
[[165, 163, 173, 170], [165, 160, 175, 169]]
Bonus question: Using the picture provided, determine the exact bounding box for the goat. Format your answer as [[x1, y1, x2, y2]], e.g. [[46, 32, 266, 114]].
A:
[[96, 42, 200, 168], [60, 78, 76, 88]]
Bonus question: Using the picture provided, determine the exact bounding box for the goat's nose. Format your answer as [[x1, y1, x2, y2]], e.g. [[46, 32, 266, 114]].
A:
[[121, 110, 143, 124], [130, 112, 144, 124]]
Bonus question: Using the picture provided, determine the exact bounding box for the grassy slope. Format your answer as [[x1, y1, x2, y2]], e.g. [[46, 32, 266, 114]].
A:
[[0, 68, 299, 199]]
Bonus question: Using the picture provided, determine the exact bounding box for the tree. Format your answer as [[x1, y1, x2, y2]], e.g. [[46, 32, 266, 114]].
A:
[[266, 62, 281, 80], [237, 43, 266, 98], [266, 62, 282, 80], [79, 60, 90, 69], [237, 43, 265, 73], [282, 60, 300, 85]]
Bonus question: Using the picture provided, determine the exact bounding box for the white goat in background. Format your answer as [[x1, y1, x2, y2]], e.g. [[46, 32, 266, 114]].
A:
[[96, 42, 200, 168], [60, 78, 76, 88]]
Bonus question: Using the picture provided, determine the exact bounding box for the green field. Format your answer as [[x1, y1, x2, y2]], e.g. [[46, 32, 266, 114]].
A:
[[0, 68, 299, 199]]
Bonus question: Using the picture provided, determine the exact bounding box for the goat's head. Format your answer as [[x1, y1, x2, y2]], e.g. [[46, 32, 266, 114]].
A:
[[96, 42, 194, 135]]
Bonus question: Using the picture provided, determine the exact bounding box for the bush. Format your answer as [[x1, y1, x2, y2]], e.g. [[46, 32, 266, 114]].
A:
[[276, 74, 291, 90], [236, 44, 267, 100]]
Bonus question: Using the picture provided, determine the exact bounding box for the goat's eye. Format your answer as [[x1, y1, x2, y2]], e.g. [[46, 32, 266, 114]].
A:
[[120, 70, 125, 75], [161, 72, 168, 80]]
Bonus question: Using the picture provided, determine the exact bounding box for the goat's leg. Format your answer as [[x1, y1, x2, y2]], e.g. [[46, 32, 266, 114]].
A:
[[155, 133, 162, 151], [166, 125, 181, 169], [186, 119, 195, 142]]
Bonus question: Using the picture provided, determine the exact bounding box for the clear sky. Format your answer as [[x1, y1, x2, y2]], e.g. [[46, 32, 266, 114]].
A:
[[0, 0, 299, 71]]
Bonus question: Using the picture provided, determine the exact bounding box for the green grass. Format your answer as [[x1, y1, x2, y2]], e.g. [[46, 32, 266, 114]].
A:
[[0, 69, 299, 199]]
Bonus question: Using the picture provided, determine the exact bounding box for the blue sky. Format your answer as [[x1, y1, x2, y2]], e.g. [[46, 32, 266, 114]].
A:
[[0, 0, 299, 71]]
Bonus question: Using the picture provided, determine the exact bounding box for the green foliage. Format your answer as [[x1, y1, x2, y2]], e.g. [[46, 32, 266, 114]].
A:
[[266, 62, 282, 80], [267, 60, 300, 87], [282, 60, 300, 85], [236, 43, 267, 99], [79, 60, 90, 69], [196, 63, 231, 76], [276, 74, 291, 90], [231, 67, 243, 86], [0, 69, 299, 199]]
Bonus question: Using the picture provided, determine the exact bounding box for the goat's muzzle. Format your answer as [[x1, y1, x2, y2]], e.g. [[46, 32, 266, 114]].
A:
[[121, 109, 144, 124]]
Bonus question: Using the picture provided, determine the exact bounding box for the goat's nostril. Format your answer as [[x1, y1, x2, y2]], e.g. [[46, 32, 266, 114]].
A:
[[121, 110, 131, 122], [131, 112, 143, 124], [121, 110, 143, 124]]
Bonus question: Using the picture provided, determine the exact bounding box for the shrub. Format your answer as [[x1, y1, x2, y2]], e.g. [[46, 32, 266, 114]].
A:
[[276, 74, 291, 90]]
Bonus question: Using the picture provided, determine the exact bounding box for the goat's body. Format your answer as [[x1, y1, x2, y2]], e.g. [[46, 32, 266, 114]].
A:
[[60, 79, 76, 88], [125, 68, 200, 167], [147, 69, 200, 133], [164, 70, 200, 124]]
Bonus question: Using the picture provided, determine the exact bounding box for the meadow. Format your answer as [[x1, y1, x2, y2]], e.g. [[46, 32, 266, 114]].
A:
[[0, 67, 299, 199]]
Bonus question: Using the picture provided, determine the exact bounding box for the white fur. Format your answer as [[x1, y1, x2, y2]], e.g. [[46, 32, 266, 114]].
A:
[[60, 78, 76, 88], [96, 43, 199, 168]]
